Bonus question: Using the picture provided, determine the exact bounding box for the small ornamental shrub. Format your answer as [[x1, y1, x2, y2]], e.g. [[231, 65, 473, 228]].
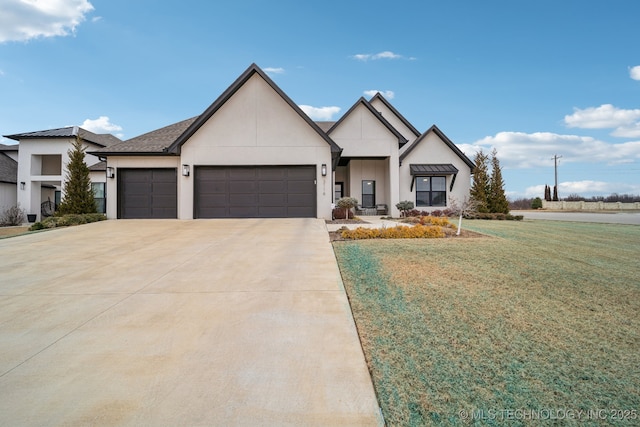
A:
[[0, 205, 26, 226], [336, 197, 358, 219], [332, 207, 354, 220], [531, 197, 543, 209], [395, 201, 414, 217]]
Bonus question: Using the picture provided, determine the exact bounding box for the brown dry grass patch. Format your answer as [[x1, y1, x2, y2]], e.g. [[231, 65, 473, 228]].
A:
[[334, 220, 640, 426]]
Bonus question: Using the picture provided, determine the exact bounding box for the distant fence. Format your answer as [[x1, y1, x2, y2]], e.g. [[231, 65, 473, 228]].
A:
[[542, 200, 640, 210]]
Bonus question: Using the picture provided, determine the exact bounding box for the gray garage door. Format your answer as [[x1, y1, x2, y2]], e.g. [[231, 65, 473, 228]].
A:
[[118, 168, 177, 219], [195, 166, 316, 218]]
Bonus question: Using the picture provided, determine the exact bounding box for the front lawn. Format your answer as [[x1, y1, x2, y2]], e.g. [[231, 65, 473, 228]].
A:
[[333, 220, 640, 426]]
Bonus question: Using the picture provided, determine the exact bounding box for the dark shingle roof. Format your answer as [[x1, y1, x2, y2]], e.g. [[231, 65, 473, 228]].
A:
[[91, 117, 197, 155], [0, 152, 18, 184], [88, 161, 106, 171], [3, 126, 121, 148], [0, 143, 19, 151]]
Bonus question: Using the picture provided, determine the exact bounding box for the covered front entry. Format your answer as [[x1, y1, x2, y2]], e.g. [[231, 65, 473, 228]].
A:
[[194, 166, 316, 218], [118, 168, 177, 219]]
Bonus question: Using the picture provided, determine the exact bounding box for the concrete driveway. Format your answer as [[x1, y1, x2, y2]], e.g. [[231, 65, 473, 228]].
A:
[[0, 219, 382, 426]]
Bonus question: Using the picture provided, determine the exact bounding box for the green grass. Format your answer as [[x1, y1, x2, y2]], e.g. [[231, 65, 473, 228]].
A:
[[333, 220, 640, 426]]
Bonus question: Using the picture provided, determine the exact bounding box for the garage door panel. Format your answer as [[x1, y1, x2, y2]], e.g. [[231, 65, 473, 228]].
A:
[[229, 181, 257, 193], [118, 169, 177, 219], [258, 193, 287, 206], [259, 181, 287, 192], [195, 166, 315, 218], [259, 169, 287, 180]]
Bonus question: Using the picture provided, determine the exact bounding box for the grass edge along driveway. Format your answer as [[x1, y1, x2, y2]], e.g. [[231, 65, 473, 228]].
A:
[[333, 220, 640, 426]]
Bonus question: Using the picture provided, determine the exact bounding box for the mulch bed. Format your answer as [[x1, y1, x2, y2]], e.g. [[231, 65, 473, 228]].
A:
[[329, 227, 486, 241]]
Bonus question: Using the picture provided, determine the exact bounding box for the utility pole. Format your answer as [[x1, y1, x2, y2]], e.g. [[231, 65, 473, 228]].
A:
[[552, 154, 562, 200]]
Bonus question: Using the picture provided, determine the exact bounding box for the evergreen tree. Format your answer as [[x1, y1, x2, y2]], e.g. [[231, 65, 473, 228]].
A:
[[553, 185, 559, 201], [57, 135, 97, 215], [544, 185, 551, 201], [488, 149, 509, 213], [470, 149, 490, 212]]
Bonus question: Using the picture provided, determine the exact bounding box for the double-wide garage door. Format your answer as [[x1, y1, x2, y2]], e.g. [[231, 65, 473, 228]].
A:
[[118, 169, 177, 219], [195, 166, 316, 218]]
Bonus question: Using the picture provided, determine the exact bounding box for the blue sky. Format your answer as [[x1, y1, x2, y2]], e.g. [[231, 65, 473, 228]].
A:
[[1, 0, 639, 199]]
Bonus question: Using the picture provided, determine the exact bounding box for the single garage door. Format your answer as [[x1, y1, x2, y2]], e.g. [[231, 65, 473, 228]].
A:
[[195, 166, 316, 218], [118, 168, 177, 219]]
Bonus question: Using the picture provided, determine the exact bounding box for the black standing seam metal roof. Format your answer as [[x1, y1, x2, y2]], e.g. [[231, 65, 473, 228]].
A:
[[409, 164, 459, 175], [166, 63, 342, 157], [369, 92, 421, 139], [400, 124, 475, 171], [326, 97, 408, 147], [3, 126, 121, 148]]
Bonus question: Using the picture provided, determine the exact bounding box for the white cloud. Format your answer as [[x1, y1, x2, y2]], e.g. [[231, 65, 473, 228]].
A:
[[81, 116, 123, 138], [461, 131, 640, 169], [564, 104, 640, 129], [264, 67, 285, 75], [352, 51, 409, 61], [630, 65, 640, 81], [0, 0, 94, 43], [298, 105, 341, 121], [363, 90, 395, 99]]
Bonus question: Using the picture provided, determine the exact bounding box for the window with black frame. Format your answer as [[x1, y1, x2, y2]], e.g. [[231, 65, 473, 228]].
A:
[[92, 182, 106, 213], [362, 180, 375, 207], [416, 176, 446, 207]]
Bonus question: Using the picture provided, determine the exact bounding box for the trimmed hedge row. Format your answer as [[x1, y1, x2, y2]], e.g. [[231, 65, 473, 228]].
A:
[[340, 224, 446, 240], [29, 213, 106, 231]]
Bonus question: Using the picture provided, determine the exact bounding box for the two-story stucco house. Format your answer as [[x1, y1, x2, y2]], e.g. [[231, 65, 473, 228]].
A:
[[2, 128, 120, 221], [4, 64, 473, 221]]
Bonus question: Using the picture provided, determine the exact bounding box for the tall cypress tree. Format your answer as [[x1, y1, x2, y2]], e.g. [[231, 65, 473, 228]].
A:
[[470, 149, 490, 213], [57, 135, 97, 215], [488, 149, 509, 214]]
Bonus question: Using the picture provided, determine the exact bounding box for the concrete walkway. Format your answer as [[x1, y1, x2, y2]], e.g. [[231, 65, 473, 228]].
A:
[[0, 219, 382, 426], [325, 216, 400, 232]]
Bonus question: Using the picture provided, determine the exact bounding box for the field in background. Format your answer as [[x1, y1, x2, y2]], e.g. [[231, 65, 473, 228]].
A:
[[334, 220, 640, 426]]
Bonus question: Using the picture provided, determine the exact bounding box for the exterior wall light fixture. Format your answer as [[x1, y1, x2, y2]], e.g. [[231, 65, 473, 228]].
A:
[[106, 167, 115, 179], [20, 181, 25, 190], [321, 164, 327, 176], [182, 164, 190, 177]]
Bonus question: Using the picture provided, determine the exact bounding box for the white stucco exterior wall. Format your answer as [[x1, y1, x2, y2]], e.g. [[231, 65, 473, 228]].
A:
[[369, 97, 419, 145], [329, 103, 401, 217], [399, 131, 472, 211], [16, 138, 102, 221], [104, 156, 180, 219], [179, 73, 334, 219], [0, 182, 17, 211]]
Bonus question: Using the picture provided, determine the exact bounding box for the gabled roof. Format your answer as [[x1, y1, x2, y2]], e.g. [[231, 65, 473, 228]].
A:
[[167, 63, 342, 155], [88, 161, 107, 171], [369, 92, 421, 139], [399, 124, 475, 171], [327, 97, 408, 147], [3, 126, 121, 148], [0, 152, 18, 184], [91, 117, 197, 155]]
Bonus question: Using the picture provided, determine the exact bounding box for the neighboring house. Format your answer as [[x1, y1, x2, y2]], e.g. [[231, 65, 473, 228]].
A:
[[6, 63, 473, 221], [0, 144, 19, 211], [2, 128, 121, 221]]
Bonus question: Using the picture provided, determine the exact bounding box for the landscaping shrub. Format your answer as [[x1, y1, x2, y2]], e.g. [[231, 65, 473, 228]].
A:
[[332, 207, 354, 220], [395, 200, 414, 217], [336, 197, 358, 220], [29, 213, 106, 231], [0, 205, 26, 226], [531, 197, 543, 209], [341, 224, 445, 239]]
